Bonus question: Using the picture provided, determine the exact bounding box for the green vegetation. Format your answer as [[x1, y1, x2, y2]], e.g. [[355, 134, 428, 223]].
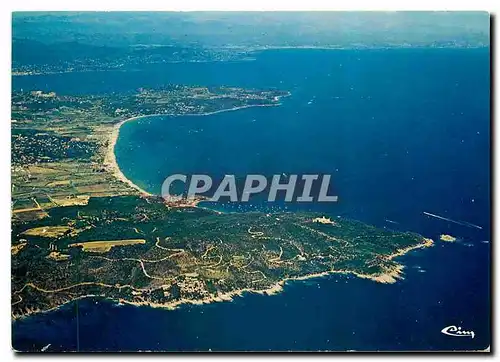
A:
[[11, 84, 431, 319], [12, 195, 431, 317], [11, 87, 289, 221]]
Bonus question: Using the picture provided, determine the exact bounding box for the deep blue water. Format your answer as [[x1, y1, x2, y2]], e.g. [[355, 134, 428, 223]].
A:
[[12, 48, 490, 351]]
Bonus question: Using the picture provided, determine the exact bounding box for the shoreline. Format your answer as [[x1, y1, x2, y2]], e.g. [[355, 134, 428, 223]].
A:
[[15, 90, 436, 320], [105, 116, 153, 196], [12, 236, 434, 320], [104, 101, 288, 198]]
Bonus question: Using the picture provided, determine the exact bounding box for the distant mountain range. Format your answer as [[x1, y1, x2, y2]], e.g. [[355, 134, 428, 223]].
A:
[[12, 11, 490, 48]]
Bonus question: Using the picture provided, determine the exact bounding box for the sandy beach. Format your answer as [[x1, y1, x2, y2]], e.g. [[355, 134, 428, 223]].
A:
[[80, 95, 436, 316], [103, 101, 288, 198], [104, 115, 153, 196]]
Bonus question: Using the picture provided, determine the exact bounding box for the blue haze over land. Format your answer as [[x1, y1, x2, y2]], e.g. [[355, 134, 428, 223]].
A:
[[12, 47, 490, 351]]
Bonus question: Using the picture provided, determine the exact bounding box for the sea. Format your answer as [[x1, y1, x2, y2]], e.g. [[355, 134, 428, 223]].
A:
[[12, 48, 491, 351]]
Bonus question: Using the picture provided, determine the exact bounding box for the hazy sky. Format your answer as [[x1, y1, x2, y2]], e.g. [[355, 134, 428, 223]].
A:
[[12, 12, 490, 47]]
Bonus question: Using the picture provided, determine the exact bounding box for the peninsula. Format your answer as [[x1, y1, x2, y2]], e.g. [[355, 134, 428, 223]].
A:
[[11, 86, 433, 319]]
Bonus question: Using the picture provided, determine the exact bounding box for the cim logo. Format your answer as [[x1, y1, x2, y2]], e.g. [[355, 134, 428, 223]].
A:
[[441, 325, 475, 339]]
